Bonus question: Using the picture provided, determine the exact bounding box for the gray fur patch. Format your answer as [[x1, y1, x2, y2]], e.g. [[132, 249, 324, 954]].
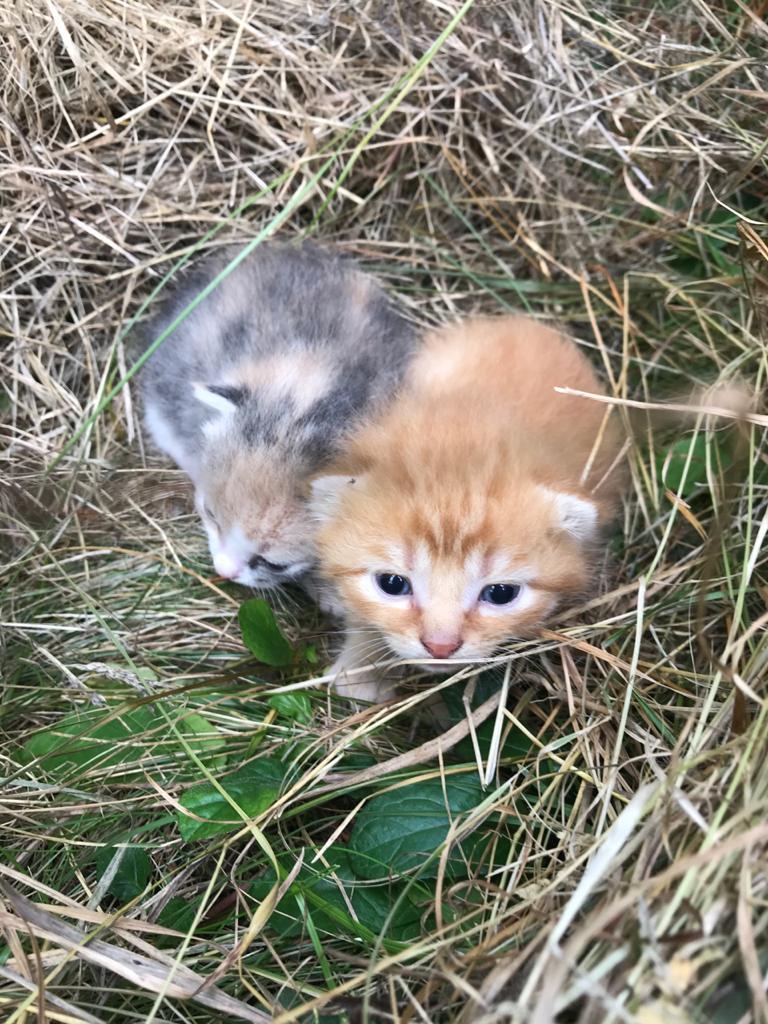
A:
[[140, 240, 415, 475]]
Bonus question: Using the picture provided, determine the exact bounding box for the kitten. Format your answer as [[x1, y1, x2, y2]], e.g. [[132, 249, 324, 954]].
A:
[[311, 315, 624, 701], [140, 242, 415, 588]]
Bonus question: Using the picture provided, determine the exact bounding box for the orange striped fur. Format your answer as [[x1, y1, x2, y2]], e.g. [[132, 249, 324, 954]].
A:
[[312, 316, 625, 698]]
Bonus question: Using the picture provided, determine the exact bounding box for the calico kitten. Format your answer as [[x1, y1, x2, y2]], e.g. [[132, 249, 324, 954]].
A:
[[141, 242, 415, 588], [311, 315, 624, 700]]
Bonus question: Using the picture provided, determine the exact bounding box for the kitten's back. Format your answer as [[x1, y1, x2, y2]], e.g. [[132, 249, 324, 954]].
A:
[[412, 316, 610, 448], [141, 242, 415, 467], [344, 315, 622, 515]]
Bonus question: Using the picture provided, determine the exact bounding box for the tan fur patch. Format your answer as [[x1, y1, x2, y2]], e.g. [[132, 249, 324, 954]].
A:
[[200, 443, 315, 564], [227, 351, 334, 413]]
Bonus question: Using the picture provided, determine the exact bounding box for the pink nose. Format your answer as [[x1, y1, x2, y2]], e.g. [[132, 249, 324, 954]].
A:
[[421, 638, 461, 659], [213, 553, 242, 579]]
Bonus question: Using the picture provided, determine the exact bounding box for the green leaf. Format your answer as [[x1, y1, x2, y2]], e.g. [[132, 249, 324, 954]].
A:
[[311, 846, 424, 941], [177, 757, 285, 841], [157, 896, 197, 933], [303, 644, 319, 665], [347, 774, 484, 880], [443, 670, 533, 765], [178, 711, 227, 769], [19, 702, 229, 781], [249, 849, 423, 946], [707, 973, 755, 1023], [20, 706, 158, 778], [238, 598, 293, 666], [705, 952, 768, 1023], [95, 846, 151, 902], [267, 692, 312, 723], [657, 433, 733, 500]]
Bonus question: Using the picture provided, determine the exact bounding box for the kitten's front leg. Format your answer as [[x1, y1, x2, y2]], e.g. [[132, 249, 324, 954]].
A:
[[329, 632, 398, 704], [300, 573, 346, 619]]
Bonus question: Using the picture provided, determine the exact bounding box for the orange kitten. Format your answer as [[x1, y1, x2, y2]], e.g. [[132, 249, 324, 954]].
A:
[[311, 316, 624, 701]]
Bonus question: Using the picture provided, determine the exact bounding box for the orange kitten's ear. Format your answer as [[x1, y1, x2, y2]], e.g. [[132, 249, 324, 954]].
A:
[[309, 474, 360, 521], [539, 487, 598, 541]]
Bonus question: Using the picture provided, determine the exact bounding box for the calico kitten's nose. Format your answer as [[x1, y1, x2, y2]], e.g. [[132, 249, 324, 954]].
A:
[[421, 637, 461, 659], [214, 553, 243, 579]]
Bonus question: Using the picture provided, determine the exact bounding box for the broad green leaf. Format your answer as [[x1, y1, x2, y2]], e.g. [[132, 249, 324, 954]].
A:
[[267, 692, 312, 723], [706, 952, 768, 1023], [303, 644, 319, 665], [178, 711, 227, 769], [177, 757, 285, 841], [157, 896, 197, 934], [20, 702, 227, 781], [249, 848, 423, 945], [443, 670, 533, 764], [238, 598, 293, 666], [347, 775, 484, 880], [707, 973, 754, 1023], [155, 892, 242, 947], [657, 434, 733, 500], [308, 846, 423, 942], [95, 846, 151, 902], [21, 706, 158, 778]]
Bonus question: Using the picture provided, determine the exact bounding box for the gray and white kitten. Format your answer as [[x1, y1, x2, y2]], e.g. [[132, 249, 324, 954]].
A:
[[140, 242, 415, 588]]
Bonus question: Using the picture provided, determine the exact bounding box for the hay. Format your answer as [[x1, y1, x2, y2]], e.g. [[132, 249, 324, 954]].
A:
[[1, 1, 767, 1021]]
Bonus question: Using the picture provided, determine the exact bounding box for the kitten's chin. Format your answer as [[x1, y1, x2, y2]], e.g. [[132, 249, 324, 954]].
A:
[[417, 660, 463, 675], [384, 641, 491, 673]]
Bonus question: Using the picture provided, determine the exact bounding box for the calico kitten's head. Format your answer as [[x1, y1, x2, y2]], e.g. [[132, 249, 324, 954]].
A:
[[311, 467, 606, 666], [193, 384, 315, 588]]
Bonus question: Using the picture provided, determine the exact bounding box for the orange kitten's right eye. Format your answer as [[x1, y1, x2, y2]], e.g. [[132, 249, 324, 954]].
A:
[[375, 573, 412, 597], [479, 584, 521, 605], [204, 504, 219, 528]]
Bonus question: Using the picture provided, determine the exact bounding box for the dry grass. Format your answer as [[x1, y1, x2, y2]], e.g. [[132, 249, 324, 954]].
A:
[[2, 1, 768, 1021]]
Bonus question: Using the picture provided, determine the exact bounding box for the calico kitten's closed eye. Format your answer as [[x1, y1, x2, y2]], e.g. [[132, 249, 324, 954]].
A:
[[312, 314, 625, 700]]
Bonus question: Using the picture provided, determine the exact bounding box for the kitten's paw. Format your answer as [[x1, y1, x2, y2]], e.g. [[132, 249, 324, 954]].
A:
[[301, 575, 346, 619], [328, 656, 396, 704]]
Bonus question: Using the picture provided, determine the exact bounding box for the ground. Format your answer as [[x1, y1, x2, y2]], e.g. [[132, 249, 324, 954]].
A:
[[1, 2, 767, 1022]]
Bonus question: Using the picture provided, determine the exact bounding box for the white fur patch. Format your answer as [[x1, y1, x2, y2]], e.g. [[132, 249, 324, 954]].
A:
[[410, 344, 466, 390], [539, 486, 598, 541], [202, 416, 227, 441], [309, 474, 359, 521], [192, 382, 239, 415], [206, 521, 250, 576], [144, 402, 199, 479]]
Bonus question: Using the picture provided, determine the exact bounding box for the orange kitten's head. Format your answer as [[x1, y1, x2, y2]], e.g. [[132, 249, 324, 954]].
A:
[[311, 457, 606, 667]]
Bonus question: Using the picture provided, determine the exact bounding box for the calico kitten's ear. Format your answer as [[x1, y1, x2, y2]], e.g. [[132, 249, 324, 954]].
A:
[[539, 486, 598, 541], [193, 382, 245, 414], [309, 474, 360, 521]]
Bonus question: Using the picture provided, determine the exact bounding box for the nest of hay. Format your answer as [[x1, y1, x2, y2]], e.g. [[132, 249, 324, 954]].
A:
[[1, 2, 767, 1021]]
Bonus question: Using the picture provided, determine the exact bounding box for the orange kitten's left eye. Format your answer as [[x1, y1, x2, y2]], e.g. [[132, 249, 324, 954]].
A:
[[480, 584, 521, 605], [375, 573, 412, 597]]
